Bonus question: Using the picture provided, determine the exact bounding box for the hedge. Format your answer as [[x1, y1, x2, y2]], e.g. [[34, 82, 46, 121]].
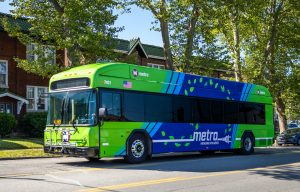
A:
[[0, 113, 16, 138], [19, 112, 47, 138]]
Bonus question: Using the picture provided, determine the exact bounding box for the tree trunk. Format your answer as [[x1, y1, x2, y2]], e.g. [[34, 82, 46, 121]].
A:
[[230, 3, 243, 82], [276, 97, 287, 133], [160, 20, 174, 70], [183, 2, 200, 72]]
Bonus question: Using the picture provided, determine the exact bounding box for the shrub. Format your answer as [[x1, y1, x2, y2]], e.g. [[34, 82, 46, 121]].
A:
[[19, 112, 47, 138], [0, 113, 16, 138]]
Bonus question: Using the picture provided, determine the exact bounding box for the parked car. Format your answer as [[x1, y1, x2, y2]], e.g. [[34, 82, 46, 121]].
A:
[[287, 123, 299, 129], [277, 128, 300, 145]]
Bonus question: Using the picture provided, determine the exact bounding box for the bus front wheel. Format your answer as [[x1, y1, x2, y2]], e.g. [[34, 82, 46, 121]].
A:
[[240, 133, 254, 155], [124, 133, 148, 164]]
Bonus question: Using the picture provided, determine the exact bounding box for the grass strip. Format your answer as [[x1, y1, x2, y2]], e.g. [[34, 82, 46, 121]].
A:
[[0, 138, 43, 150], [0, 149, 58, 159]]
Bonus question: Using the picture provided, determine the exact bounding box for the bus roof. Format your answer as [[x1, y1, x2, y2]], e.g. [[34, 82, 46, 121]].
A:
[[50, 62, 272, 104]]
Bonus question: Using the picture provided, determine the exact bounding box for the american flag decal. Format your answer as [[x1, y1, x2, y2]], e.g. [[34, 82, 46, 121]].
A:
[[123, 81, 132, 88]]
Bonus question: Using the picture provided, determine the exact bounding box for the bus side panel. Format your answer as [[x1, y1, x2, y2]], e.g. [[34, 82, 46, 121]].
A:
[[233, 104, 274, 149], [100, 122, 145, 157], [150, 123, 237, 154]]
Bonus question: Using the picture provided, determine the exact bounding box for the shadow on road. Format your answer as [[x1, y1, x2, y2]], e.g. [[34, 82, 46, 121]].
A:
[[57, 149, 300, 180], [250, 164, 300, 181]]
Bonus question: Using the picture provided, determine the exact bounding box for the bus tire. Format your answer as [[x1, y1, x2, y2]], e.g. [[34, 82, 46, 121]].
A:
[[240, 133, 254, 155], [124, 133, 148, 164]]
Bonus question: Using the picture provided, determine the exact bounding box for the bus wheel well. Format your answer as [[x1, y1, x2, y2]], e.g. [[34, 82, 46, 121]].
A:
[[241, 131, 255, 147], [126, 130, 152, 157]]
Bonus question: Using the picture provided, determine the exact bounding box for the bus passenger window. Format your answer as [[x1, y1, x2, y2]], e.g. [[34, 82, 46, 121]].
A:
[[101, 92, 121, 120]]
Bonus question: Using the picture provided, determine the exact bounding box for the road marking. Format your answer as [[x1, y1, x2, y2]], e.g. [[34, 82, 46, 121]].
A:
[[78, 162, 300, 192], [46, 174, 82, 186]]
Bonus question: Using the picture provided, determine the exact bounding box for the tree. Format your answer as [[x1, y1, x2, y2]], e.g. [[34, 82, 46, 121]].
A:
[[2, 0, 122, 77], [242, 0, 300, 132], [135, 0, 174, 70], [169, 0, 231, 73]]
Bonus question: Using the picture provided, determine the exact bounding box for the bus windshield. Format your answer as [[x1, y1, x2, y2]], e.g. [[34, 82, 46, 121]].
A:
[[47, 89, 96, 125]]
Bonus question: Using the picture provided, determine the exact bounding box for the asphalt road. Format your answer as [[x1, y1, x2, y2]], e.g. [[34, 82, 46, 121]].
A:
[[0, 147, 300, 192]]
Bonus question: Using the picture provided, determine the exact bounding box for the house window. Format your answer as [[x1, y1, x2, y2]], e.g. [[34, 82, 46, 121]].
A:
[[0, 103, 13, 114], [26, 86, 48, 111], [147, 63, 165, 69], [26, 43, 56, 65], [0, 60, 8, 87]]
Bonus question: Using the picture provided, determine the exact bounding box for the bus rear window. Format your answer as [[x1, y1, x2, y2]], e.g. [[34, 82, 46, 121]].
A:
[[51, 78, 90, 90]]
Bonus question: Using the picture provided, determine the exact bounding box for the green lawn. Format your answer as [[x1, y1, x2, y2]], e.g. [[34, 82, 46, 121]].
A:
[[0, 138, 58, 159], [0, 138, 43, 150]]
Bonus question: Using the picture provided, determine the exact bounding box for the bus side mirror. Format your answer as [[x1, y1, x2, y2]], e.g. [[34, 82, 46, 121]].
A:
[[99, 107, 107, 118]]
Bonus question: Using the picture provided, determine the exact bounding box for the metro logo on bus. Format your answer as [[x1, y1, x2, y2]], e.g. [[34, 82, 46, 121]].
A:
[[132, 69, 138, 77], [132, 69, 149, 78], [193, 131, 232, 145]]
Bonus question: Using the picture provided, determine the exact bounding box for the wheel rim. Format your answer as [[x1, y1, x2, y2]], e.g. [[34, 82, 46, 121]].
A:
[[131, 139, 145, 158], [244, 137, 252, 152]]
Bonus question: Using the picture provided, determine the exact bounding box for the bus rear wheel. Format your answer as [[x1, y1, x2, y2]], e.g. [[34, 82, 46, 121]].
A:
[[240, 133, 254, 155], [124, 133, 148, 164]]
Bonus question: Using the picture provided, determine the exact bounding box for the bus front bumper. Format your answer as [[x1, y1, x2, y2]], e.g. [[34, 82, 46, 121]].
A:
[[44, 146, 99, 158]]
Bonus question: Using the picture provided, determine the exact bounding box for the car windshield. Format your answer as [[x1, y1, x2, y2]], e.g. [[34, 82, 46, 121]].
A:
[[47, 89, 96, 125]]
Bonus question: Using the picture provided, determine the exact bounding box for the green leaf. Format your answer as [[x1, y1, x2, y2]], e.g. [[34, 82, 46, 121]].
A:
[[184, 143, 190, 147], [175, 143, 181, 147], [209, 79, 213, 86], [181, 136, 185, 139], [184, 90, 189, 96], [215, 83, 219, 88], [161, 131, 166, 137], [169, 136, 175, 140], [199, 78, 203, 83], [190, 87, 194, 92], [193, 79, 197, 84], [164, 142, 167, 146], [195, 123, 199, 130], [221, 85, 225, 92], [188, 80, 191, 84]]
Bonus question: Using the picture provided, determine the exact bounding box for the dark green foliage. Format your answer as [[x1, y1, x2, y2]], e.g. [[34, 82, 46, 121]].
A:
[[0, 113, 16, 138], [19, 112, 47, 138]]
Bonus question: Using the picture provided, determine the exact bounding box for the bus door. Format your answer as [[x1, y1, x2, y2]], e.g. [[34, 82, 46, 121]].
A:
[[99, 89, 123, 156]]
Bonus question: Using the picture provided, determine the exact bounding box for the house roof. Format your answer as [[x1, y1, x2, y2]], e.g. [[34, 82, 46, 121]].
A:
[[0, 12, 165, 60], [0, 12, 31, 32], [114, 38, 165, 59], [0, 91, 29, 104]]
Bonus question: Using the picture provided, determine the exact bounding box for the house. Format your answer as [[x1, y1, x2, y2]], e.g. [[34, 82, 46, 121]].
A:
[[0, 12, 167, 118]]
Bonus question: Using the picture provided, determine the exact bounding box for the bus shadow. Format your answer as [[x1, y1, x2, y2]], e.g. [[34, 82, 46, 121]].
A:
[[59, 150, 300, 182]]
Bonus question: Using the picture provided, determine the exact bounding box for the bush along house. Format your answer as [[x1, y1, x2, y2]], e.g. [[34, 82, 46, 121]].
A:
[[0, 12, 167, 119]]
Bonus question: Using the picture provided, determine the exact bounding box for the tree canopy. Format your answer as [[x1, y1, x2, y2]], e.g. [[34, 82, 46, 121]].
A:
[[2, 0, 122, 77]]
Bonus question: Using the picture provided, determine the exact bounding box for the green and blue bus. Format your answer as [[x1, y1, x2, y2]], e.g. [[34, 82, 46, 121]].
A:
[[44, 62, 274, 163]]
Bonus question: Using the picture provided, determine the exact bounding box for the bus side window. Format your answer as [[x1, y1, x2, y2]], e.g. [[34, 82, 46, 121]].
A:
[[173, 97, 193, 123], [194, 99, 212, 123], [101, 92, 121, 120], [123, 92, 144, 122], [211, 101, 224, 123]]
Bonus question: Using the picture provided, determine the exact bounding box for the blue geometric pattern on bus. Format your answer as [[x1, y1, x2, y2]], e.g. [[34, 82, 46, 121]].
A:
[[161, 72, 255, 102]]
